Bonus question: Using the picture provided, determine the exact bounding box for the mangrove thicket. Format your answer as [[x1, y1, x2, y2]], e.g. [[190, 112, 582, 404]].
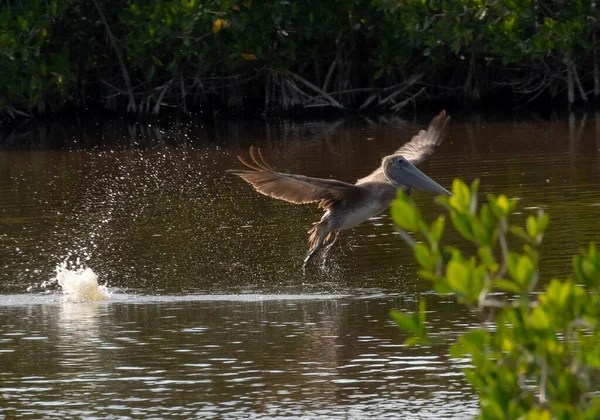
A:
[[2, 0, 600, 121]]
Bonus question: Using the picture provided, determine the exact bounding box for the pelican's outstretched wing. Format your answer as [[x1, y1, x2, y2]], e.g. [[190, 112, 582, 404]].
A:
[[228, 147, 360, 210], [391, 110, 450, 165], [356, 110, 450, 185]]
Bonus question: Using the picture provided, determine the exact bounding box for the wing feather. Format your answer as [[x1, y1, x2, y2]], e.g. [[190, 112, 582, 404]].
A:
[[229, 146, 359, 210], [392, 109, 450, 165], [356, 110, 450, 185]]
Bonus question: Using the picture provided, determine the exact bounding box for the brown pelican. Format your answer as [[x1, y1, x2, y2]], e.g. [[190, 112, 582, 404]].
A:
[[229, 110, 451, 269]]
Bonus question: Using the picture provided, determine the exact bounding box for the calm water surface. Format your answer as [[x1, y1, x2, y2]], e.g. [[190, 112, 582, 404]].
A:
[[1, 112, 599, 418]]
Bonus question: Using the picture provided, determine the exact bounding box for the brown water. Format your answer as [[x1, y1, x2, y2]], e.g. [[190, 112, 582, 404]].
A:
[[1, 112, 599, 418]]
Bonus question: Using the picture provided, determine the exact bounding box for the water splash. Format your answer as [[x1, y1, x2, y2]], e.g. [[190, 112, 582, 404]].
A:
[[38, 261, 111, 302]]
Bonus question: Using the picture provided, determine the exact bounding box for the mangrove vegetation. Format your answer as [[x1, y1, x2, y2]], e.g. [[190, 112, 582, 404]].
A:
[[2, 0, 600, 121], [391, 180, 600, 419]]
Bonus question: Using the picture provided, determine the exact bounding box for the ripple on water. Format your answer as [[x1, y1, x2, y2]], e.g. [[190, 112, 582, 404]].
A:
[[0, 292, 479, 418], [7, 115, 599, 418]]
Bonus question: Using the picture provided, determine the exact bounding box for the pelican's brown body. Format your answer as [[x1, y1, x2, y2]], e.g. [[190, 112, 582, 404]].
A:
[[229, 110, 452, 269]]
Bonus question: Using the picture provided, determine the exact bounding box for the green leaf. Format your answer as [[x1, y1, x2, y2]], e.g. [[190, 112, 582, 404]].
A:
[[417, 269, 440, 283], [389, 309, 416, 333], [507, 253, 535, 288], [487, 194, 501, 218], [390, 304, 430, 346], [522, 409, 552, 420], [450, 212, 475, 241], [588, 242, 597, 260], [494, 279, 522, 294], [504, 15, 516, 33], [432, 278, 454, 294], [447, 260, 470, 296], [449, 179, 470, 212], [510, 226, 532, 244], [544, 17, 556, 29], [478, 246, 496, 267], [469, 178, 480, 214], [516, 255, 535, 288], [526, 215, 537, 239], [472, 220, 492, 245], [497, 195, 510, 216], [537, 212, 549, 233], [418, 299, 427, 326], [391, 192, 421, 231], [487, 194, 514, 219], [429, 216, 445, 244], [414, 243, 436, 271], [480, 204, 493, 229], [506, 251, 519, 276], [530, 307, 550, 330], [461, 329, 489, 347], [573, 255, 586, 284], [434, 194, 451, 210]]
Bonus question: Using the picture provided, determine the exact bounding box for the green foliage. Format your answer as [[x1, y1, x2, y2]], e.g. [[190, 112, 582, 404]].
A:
[[389, 299, 430, 346], [390, 179, 600, 419], [1, 0, 599, 118], [0, 0, 73, 115]]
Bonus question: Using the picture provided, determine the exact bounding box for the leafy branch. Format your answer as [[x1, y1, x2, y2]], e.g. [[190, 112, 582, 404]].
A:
[[391, 179, 600, 419]]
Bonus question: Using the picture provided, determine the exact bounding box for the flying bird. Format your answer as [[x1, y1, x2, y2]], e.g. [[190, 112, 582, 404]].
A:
[[229, 110, 451, 270]]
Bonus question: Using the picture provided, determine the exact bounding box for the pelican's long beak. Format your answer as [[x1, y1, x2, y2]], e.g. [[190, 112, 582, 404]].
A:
[[387, 161, 451, 196]]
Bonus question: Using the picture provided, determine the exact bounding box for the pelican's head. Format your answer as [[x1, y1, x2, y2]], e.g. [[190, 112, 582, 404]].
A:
[[382, 155, 451, 196]]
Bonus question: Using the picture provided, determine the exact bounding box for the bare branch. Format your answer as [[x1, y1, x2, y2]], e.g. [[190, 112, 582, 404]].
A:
[[92, 0, 136, 113], [153, 77, 174, 115], [286, 71, 345, 109], [390, 87, 426, 111], [572, 64, 588, 102], [322, 48, 341, 92], [379, 73, 423, 106]]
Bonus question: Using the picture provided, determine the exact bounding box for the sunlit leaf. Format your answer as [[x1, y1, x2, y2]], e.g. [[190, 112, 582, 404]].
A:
[[429, 216, 445, 244], [537, 212, 549, 233], [414, 244, 435, 271], [447, 260, 470, 296], [480, 204, 493, 229], [418, 299, 427, 326], [449, 179, 470, 212], [450, 212, 474, 241], [477, 246, 496, 268], [516, 255, 535, 288], [526, 215, 537, 239], [417, 269, 441, 283], [494, 279, 521, 294], [389, 309, 416, 332], [473, 220, 492, 245], [469, 178, 480, 214], [391, 194, 421, 232], [213, 18, 226, 33], [496, 195, 510, 216], [461, 329, 489, 347], [522, 409, 552, 420], [530, 307, 550, 330], [510, 226, 532, 244], [501, 336, 515, 352]]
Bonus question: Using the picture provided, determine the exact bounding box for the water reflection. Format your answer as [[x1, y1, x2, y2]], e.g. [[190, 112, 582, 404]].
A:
[[0, 294, 478, 418]]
